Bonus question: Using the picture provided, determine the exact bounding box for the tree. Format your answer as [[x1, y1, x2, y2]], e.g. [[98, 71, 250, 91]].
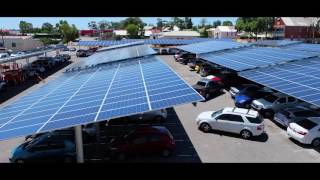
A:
[[98, 20, 110, 30], [41, 22, 53, 33], [19, 21, 33, 34], [171, 17, 185, 29], [199, 27, 208, 37], [56, 20, 79, 43], [157, 18, 164, 29], [88, 21, 98, 30], [222, 21, 233, 26], [200, 18, 207, 28], [185, 17, 193, 29], [121, 17, 143, 29], [213, 20, 221, 28], [236, 17, 275, 40], [126, 24, 139, 38]]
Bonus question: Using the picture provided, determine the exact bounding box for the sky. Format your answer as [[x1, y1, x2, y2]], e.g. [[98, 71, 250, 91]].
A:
[[0, 17, 238, 30]]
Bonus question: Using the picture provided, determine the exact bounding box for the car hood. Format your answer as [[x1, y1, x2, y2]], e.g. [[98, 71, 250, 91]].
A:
[[197, 111, 214, 120], [235, 94, 251, 103], [192, 84, 205, 90]]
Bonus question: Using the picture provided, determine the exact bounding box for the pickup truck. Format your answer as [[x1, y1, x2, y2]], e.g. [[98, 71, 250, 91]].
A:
[[192, 78, 224, 101]]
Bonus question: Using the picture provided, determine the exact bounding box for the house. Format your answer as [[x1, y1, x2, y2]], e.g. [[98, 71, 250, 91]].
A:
[[160, 30, 200, 39], [113, 30, 127, 37], [207, 26, 237, 39], [0, 36, 43, 52], [273, 17, 320, 39], [144, 28, 162, 39]]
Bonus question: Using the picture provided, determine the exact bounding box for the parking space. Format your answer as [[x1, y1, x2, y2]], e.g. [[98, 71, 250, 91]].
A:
[[160, 55, 320, 162]]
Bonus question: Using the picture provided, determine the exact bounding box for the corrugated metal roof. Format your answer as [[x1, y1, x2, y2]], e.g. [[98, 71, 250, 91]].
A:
[[281, 17, 318, 26]]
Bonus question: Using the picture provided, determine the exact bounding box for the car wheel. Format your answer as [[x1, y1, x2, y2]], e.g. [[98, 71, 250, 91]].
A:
[[64, 156, 74, 163], [244, 103, 251, 109], [312, 138, 320, 147], [162, 149, 172, 157], [15, 159, 25, 163], [200, 123, 212, 133], [240, 130, 252, 139], [154, 116, 165, 123]]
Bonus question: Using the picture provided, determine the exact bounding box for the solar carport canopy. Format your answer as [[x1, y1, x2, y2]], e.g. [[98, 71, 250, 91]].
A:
[[253, 40, 302, 47], [176, 40, 249, 54], [199, 47, 319, 71], [74, 44, 156, 68], [283, 43, 320, 53], [239, 57, 320, 107], [0, 56, 204, 141]]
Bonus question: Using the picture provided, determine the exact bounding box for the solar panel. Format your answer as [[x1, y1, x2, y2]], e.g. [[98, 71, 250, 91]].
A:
[[73, 44, 156, 68], [283, 43, 320, 53], [176, 40, 249, 54], [0, 56, 203, 141], [254, 40, 302, 47], [239, 57, 320, 107], [199, 47, 319, 71], [96, 41, 144, 52]]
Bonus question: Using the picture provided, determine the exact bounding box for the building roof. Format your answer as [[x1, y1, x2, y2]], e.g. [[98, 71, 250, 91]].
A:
[[216, 26, 237, 32], [143, 26, 155, 30], [2, 36, 33, 40], [281, 17, 319, 26], [161, 30, 200, 37]]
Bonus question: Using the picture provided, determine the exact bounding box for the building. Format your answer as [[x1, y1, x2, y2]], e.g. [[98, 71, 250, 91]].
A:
[[159, 30, 200, 39], [144, 28, 162, 39], [113, 30, 127, 37], [0, 36, 43, 52], [207, 26, 237, 39], [273, 17, 320, 39]]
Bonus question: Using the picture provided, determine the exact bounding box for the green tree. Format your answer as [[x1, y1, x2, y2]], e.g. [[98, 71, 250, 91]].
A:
[[88, 21, 98, 30], [199, 27, 208, 37], [19, 21, 33, 34], [199, 18, 207, 28], [172, 17, 185, 29], [222, 21, 233, 26], [157, 18, 164, 29], [56, 20, 79, 43], [41, 22, 53, 33], [120, 17, 145, 38], [213, 20, 221, 28], [126, 24, 139, 38], [185, 17, 193, 29], [98, 20, 110, 30]]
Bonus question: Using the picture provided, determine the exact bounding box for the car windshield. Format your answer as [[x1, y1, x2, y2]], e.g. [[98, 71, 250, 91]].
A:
[[212, 109, 223, 118], [264, 94, 278, 103], [296, 119, 318, 130], [197, 81, 207, 87]]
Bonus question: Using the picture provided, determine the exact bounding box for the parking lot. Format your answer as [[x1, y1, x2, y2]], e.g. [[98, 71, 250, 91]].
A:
[[0, 53, 320, 162]]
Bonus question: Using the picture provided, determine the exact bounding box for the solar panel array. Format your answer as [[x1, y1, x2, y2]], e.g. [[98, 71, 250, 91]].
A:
[[199, 47, 319, 71], [74, 44, 156, 68], [78, 38, 215, 46], [96, 41, 145, 52], [0, 56, 204, 141], [253, 40, 302, 47], [239, 57, 320, 107], [283, 43, 320, 53], [176, 40, 249, 54]]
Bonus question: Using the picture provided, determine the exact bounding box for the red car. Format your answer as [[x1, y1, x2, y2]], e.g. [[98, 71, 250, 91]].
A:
[[109, 126, 176, 160]]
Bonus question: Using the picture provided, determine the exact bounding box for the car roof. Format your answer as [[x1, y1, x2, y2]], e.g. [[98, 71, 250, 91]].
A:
[[223, 107, 258, 117]]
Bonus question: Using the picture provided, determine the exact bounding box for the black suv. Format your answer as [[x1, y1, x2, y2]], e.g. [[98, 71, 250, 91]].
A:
[[192, 78, 224, 100]]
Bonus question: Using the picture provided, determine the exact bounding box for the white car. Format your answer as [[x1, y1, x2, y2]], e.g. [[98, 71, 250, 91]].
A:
[[251, 92, 299, 118], [196, 107, 265, 139], [0, 53, 10, 58], [287, 118, 320, 147]]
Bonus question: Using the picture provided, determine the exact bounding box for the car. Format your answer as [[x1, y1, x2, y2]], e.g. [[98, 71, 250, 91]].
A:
[[234, 87, 274, 109], [205, 75, 223, 85], [251, 92, 299, 118], [10, 51, 25, 57], [0, 80, 7, 92], [274, 106, 320, 127], [287, 118, 320, 147], [0, 53, 10, 58], [60, 54, 71, 61], [53, 55, 65, 64], [177, 53, 196, 64], [199, 64, 222, 77], [10, 131, 76, 163], [61, 47, 69, 51], [69, 47, 76, 51], [160, 48, 168, 55], [196, 107, 265, 139], [152, 48, 160, 54], [168, 48, 179, 55], [108, 126, 176, 160], [76, 49, 89, 57], [174, 51, 182, 60], [229, 84, 261, 98], [192, 78, 224, 100], [187, 59, 203, 70]]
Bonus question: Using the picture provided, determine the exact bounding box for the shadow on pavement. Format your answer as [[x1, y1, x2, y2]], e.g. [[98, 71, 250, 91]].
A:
[[205, 129, 269, 143], [288, 138, 320, 153], [84, 107, 201, 163]]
